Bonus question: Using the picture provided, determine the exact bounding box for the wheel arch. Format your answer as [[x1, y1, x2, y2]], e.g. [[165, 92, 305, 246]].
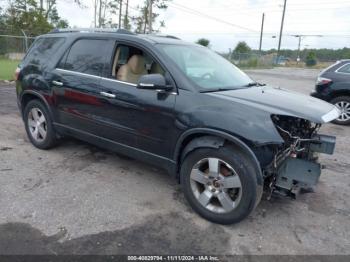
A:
[[174, 128, 264, 189], [329, 89, 350, 100], [20, 91, 54, 120]]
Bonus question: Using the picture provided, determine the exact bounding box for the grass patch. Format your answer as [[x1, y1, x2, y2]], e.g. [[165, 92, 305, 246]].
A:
[[283, 61, 333, 69], [0, 59, 20, 80]]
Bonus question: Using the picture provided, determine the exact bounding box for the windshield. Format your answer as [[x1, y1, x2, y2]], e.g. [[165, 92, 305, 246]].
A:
[[158, 44, 253, 91]]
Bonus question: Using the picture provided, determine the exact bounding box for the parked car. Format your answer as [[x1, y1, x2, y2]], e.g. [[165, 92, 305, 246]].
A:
[[16, 29, 339, 224], [311, 59, 350, 125]]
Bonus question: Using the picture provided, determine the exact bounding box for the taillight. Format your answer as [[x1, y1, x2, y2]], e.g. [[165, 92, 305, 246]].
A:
[[14, 67, 20, 80], [316, 76, 332, 85]]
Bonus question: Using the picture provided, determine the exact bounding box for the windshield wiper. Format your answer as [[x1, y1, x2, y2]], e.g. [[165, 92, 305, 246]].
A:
[[200, 87, 239, 93], [200, 83, 266, 93], [245, 82, 266, 87]]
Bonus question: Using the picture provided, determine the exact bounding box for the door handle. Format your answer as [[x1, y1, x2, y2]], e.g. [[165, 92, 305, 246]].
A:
[[52, 80, 63, 86], [100, 91, 116, 99]]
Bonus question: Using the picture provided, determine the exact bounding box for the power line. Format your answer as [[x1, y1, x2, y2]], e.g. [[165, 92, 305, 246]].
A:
[[169, 1, 349, 22], [168, 2, 259, 33], [218, 0, 349, 9], [163, 31, 350, 38], [205, 6, 349, 17], [198, 1, 350, 14], [282, 19, 350, 25]]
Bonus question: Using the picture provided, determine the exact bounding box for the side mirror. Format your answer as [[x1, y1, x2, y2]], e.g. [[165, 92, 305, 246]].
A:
[[137, 74, 171, 91]]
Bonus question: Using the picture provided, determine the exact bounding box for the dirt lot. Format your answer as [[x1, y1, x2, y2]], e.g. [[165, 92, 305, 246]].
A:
[[0, 68, 349, 255]]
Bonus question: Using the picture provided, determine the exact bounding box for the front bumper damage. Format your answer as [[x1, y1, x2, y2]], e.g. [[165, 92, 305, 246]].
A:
[[272, 134, 336, 197]]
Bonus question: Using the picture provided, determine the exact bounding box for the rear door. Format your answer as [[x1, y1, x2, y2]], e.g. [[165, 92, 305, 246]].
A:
[[52, 38, 112, 135], [329, 62, 350, 91]]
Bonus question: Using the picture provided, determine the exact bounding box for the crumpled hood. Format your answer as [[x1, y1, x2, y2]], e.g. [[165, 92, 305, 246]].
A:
[[208, 86, 340, 124]]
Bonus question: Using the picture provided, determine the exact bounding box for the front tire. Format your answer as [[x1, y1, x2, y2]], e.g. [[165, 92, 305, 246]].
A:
[[330, 96, 350, 125], [23, 99, 57, 149], [180, 146, 259, 224]]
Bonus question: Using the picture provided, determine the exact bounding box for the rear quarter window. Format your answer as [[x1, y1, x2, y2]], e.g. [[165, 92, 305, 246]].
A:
[[23, 37, 66, 66], [337, 63, 350, 74]]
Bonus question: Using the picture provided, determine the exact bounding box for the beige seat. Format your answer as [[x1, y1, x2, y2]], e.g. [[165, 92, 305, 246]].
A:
[[150, 62, 165, 75], [116, 55, 147, 84]]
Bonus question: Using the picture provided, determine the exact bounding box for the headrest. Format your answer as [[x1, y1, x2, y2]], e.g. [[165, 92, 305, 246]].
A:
[[128, 55, 145, 74], [150, 62, 164, 74]]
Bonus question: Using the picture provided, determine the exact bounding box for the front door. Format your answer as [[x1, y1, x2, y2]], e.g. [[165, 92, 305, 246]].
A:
[[96, 42, 178, 159]]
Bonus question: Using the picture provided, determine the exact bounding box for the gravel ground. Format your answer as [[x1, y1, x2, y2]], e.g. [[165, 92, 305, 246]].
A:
[[0, 68, 349, 255]]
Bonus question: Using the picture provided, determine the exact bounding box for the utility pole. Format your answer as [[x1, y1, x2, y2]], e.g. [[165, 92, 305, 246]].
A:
[[98, 0, 102, 28], [21, 29, 28, 52], [292, 34, 322, 64], [296, 35, 302, 64], [148, 0, 153, 33], [93, 0, 97, 27], [277, 0, 287, 63], [118, 0, 123, 29], [259, 13, 265, 53]]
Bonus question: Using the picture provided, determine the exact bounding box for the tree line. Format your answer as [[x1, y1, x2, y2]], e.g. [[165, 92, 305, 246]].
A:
[[0, 0, 171, 37], [196, 39, 350, 62], [264, 48, 350, 62]]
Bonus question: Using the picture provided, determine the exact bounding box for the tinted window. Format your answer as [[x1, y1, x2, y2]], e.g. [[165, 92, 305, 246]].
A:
[[23, 37, 65, 66], [57, 50, 69, 69], [338, 63, 350, 74], [62, 39, 108, 76]]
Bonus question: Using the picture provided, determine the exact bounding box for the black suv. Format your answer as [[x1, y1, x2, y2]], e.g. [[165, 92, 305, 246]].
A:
[[16, 29, 339, 224], [311, 59, 350, 125]]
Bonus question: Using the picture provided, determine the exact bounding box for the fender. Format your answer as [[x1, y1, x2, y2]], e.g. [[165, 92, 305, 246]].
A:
[[180, 135, 225, 163], [174, 128, 264, 188], [20, 90, 55, 121]]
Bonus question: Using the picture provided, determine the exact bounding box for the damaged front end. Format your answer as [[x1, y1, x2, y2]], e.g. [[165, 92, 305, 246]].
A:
[[263, 115, 336, 198]]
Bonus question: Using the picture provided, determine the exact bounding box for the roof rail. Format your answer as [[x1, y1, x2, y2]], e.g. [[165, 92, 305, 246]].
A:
[[148, 33, 181, 40], [49, 28, 135, 35]]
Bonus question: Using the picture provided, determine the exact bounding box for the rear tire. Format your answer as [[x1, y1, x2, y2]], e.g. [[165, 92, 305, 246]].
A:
[[330, 96, 350, 125], [23, 99, 57, 149], [180, 145, 259, 224]]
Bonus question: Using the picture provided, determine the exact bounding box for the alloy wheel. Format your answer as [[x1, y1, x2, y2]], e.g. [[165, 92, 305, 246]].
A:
[[335, 101, 350, 122], [190, 157, 242, 214], [28, 108, 47, 142]]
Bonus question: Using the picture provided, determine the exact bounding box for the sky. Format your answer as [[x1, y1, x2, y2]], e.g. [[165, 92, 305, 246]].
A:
[[56, 0, 350, 52]]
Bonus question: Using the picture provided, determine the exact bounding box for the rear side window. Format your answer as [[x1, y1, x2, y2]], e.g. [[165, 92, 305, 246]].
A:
[[337, 63, 350, 74], [23, 37, 65, 65], [60, 39, 109, 76]]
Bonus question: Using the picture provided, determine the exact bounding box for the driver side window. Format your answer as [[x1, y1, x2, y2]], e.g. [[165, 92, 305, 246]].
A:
[[110, 44, 165, 85]]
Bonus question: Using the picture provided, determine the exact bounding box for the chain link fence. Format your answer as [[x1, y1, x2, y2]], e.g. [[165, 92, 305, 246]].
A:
[[225, 51, 340, 69], [224, 52, 275, 68], [0, 33, 36, 80], [0, 34, 36, 60]]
